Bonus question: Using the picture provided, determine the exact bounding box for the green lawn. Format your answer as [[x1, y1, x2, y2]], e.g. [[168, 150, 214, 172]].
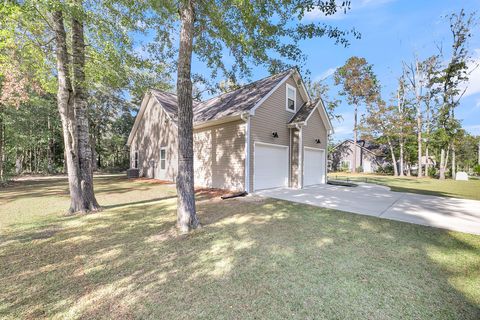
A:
[[1, 175, 479, 319], [328, 173, 480, 200]]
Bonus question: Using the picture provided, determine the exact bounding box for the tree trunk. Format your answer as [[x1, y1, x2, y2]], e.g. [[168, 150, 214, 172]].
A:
[[399, 140, 404, 176], [15, 149, 23, 175], [439, 148, 446, 180], [0, 105, 4, 181], [451, 145, 456, 180], [352, 104, 358, 174], [387, 138, 398, 176], [47, 115, 55, 173], [417, 112, 422, 178], [53, 10, 84, 213], [72, 2, 100, 211], [176, 0, 200, 233], [425, 145, 430, 177]]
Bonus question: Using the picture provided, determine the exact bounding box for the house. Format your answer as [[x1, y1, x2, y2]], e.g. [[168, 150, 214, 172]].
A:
[[126, 68, 333, 192], [329, 139, 387, 173]]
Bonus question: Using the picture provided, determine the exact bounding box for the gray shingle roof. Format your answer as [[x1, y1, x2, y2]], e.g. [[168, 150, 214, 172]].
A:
[[288, 99, 318, 124], [150, 69, 293, 124]]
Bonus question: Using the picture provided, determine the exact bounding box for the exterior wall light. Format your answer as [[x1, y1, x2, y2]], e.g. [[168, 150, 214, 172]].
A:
[[315, 138, 321, 144], [272, 132, 279, 138]]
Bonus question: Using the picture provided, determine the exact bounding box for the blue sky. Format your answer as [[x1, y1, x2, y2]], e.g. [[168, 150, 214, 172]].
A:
[[188, 0, 480, 142]]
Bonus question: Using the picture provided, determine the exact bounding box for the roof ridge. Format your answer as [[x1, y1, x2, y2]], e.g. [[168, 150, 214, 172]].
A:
[[197, 68, 294, 105], [149, 68, 294, 106]]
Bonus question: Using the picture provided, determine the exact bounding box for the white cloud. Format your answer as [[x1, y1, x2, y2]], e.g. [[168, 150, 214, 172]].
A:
[[314, 67, 338, 81], [332, 111, 354, 140], [303, 0, 395, 21], [463, 50, 480, 97], [463, 124, 480, 135], [304, 8, 348, 21]]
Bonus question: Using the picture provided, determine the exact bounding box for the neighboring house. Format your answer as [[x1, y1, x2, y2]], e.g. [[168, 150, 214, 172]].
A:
[[127, 68, 333, 192], [329, 139, 386, 173]]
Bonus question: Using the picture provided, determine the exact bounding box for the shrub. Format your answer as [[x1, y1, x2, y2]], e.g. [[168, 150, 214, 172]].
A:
[[473, 164, 480, 175]]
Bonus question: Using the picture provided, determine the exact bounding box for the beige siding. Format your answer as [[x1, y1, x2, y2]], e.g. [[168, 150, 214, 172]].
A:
[[249, 76, 306, 191], [290, 128, 300, 188], [331, 141, 377, 173], [303, 109, 328, 149], [130, 94, 178, 180], [301, 109, 328, 186], [193, 120, 245, 191]]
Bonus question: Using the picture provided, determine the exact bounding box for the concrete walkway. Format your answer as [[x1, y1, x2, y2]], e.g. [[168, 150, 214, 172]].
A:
[[256, 183, 480, 235]]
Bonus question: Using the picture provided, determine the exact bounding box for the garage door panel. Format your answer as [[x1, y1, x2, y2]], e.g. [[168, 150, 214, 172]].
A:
[[254, 143, 288, 191], [304, 148, 325, 186]]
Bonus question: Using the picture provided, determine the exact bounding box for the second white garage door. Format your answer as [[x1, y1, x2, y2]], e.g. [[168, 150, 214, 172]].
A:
[[304, 147, 326, 186], [254, 142, 289, 191]]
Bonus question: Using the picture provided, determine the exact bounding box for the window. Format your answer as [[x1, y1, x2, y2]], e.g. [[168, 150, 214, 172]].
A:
[[134, 151, 139, 169], [286, 84, 296, 112], [160, 148, 166, 170]]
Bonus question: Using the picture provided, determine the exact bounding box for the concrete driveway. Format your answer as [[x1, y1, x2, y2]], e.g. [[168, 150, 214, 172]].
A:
[[256, 183, 480, 235]]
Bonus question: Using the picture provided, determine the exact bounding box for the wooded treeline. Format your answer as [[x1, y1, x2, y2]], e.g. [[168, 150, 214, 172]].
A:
[[0, 89, 136, 179], [332, 9, 480, 178], [1, 0, 359, 229], [0, 0, 478, 230]]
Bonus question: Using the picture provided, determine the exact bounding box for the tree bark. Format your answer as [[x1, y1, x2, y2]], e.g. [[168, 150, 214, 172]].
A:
[[425, 145, 430, 177], [399, 140, 404, 176], [53, 10, 84, 213], [352, 103, 358, 173], [0, 105, 4, 180], [15, 149, 23, 175], [439, 147, 450, 180], [451, 145, 456, 179], [386, 137, 398, 176], [72, 1, 100, 211], [417, 111, 422, 178], [176, 0, 200, 233]]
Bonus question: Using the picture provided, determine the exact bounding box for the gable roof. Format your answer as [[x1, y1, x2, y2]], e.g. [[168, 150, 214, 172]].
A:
[[288, 98, 333, 132], [150, 69, 292, 124], [289, 101, 315, 124], [127, 68, 332, 145]]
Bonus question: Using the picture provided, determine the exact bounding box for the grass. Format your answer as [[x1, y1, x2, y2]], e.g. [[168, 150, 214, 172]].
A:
[[328, 173, 480, 200], [1, 175, 479, 319]]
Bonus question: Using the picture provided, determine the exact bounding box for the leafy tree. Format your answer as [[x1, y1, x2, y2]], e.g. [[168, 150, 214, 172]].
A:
[[432, 9, 477, 179], [361, 98, 399, 176], [148, 0, 360, 232], [2, 0, 169, 211], [307, 78, 341, 121], [334, 56, 378, 174]]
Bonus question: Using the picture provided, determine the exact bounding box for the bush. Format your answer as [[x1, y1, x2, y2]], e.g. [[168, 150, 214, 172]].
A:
[[428, 166, 437, 178], [473, 164, 480, 175]]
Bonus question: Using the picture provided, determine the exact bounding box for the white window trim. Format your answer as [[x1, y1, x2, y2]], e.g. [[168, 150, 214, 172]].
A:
[[286, 83, 296, 113], [160, 147, 166, 170]]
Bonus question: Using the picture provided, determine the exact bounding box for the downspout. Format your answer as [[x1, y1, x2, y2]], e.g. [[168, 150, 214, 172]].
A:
[[289, 127, 292, 188], [326, 129, 333, 183], [298, 124, 303, 189], [241, 112, 251, 193]]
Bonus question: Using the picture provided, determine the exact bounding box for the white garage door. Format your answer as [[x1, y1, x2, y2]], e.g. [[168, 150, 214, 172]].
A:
[[254, 142, 289, 191], [304, 147, 326, 186]]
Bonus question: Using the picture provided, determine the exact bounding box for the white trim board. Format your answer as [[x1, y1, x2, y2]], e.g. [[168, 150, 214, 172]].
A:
[[250, 71, 294, 115], [286, 83, 297, 113]]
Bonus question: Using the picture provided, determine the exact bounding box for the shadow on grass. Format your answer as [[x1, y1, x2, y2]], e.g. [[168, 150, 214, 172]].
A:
[[1, 195, 479, 319]]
